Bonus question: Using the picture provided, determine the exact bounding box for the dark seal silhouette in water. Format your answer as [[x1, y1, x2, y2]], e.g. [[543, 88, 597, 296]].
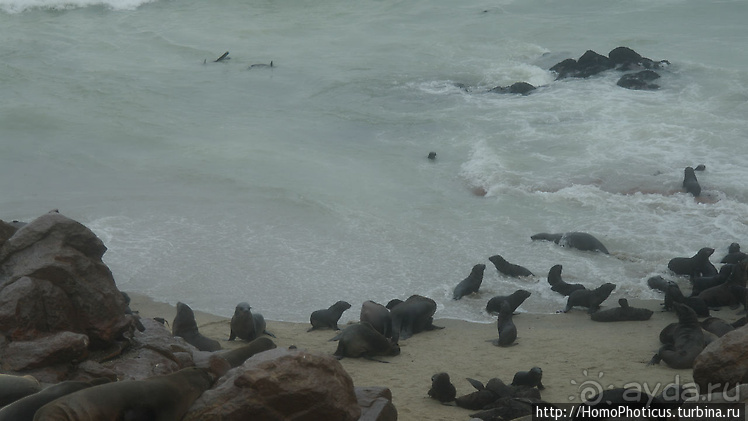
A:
[[590, 298, 653, 322], [648, 302, 705, 369], [668, 247, 717, 279], [511, 367, 544, 390], [488, 254, 534, 277], [330, 322, 400, 362], [682, 166, 701, 197], [453, 263, 487, 300], [173, 302, 222, 351], [485, 289, 531, 315], [531, 232, 609, 254], [308, 300, 352, 331], [493, 301, 517, 347], [547, 264, 585, 296], [428, 372, 457, 403], [563, 283, 616, 313], [229, 302, 275, 341], [360, 300, 392, 338], [721, 243, 748, 264]]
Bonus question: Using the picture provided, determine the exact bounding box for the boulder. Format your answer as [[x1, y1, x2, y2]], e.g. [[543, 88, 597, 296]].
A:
[[184, 347, 361, 421], [616, 70, 661, 90], [693, 325, 748, 393], [488, 82, 536, 95], [2, 331, 89, 371], [356, 387, 397, 421]]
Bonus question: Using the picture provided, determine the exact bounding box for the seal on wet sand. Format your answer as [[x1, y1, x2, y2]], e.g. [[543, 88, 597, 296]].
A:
[[547, 264, 585, 296], [531, 231, 610, 254], [330, 322, 400, 362], [648, 302, 705, 369], [173, 302, 222, 352], [360, 300, 392, 338], [590, 298, 653, 322], [0, 374, 41, 408], [485, 289, 531, 315], [563, 283, 616, 313], [488, 254, 534, 277], [229, 302, 275, 342], [389, 295, 443, 342], [307, 300, 352, 331], [453, 264, 487, 300]]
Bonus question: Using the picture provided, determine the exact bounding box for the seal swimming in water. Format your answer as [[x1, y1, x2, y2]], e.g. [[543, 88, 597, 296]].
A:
[[229, 302, 275, 342], [248, 61, 273, 69], [307, 300, 352, 331], [511, 367, 544, 390], [32, 367, 214, 421], [547, 264, 585, 296], [389, 295, 443, 342], [428, 372, 456, 403], [649, 302, 705, 369], [668, 247, 717, 279], [563, 283, 616, 313], [360, 300, 392, 338], [488, 255, 534, 277], [330, 322, 400, 362], [172, 302, 222, 352], [590, 298, 653, 322], [453, 264, 487, 300], [531, 231, 610, 254], [493, 301, 517, 347], [485, 289, 531, 315], [0, 379, 110, 421], [682, 166, 701, 196]]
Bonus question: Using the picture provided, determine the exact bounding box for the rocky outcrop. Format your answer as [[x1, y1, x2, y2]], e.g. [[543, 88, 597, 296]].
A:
[[356, 386, 398, 421], [184, 347, 361, 421], [693, 325, 748, 393]]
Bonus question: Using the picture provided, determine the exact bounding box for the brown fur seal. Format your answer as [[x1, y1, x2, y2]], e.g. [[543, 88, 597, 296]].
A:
[[0, 379, 109, 421], [663, 281, 710, 317], [0, 375, 40, 408], [307, 300, 351, 331], [217, 337, 277, 368], [700, 317, 735, 338], [493, 301, 517, 347], [547, 264, 585, 296], [485, 289, 531, 315], [590, 298, 653, 322], [696, 261, 748, 308], [721, 243, 747, 264], [667, 247, 717, 278], [511, 367, 544, 390], [648, 302, 705, 369], [682, 166, 701, 197], [228, 302, 275, 341], [531, 232, 609, 254], [453, 264, 487, 300], [331, 322, 400, 362], [389, 295, 443, 342], [360, 300, 392, 338], [488, 255, 533, 277], [172, 302, 221, 351], [428, 372, 456, 403], [32, 367, 214, 421], [563, 283, 616, 313], [691, 264, 732, 296]]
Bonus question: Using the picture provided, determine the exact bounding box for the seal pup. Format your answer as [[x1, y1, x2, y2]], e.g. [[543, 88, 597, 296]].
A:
[[531, 232, 609, 254], [590, 298, 653, 322], [488, 254, 534, 277], [511, 367, 544, 390], [249, 61, 273, 69], [668, 247, 717, 279], [682, 166, 701, 197], [229, 302, 275, 342], [428, 372, 456, 403], [453, 263, 486, 300], [563, 283, 616, 313], [663, 281, 710, 317], [485, 289, 531, 315], [330, 322, 400, 362], [0, 379, 110, 421], [646, 275, 669, 293], [721, 243, 747, 264], [217, 337, 277, 368], [172, 302, 222, 352], [389, 295, 443, 342], [648, 302, 705, 369], [307, 300, 352, 331], [427, 151, 437, 160], [455, 378, 504, 410], [360, 300, 392, 338], [493, 301, 517, 347], [0, 375, 41, 407], [32, 367, 214, 421], [547, 264, 585, 296]]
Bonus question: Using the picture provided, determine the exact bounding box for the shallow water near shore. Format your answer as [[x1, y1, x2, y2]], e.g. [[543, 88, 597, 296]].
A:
[[2, 0, 747, 322]]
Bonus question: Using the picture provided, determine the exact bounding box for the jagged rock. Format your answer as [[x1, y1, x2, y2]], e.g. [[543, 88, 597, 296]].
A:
[[356, 387, 397, 421], [184, 347, 361, 421], [693, 325, 748, 393], [0, 221, 18, 247], [488, 82, 536, 95], [617, 70, 661, 90], [2, 331, 89, 371]]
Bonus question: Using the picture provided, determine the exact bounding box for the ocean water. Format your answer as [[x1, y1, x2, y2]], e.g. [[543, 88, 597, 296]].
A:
[[2, 0, 747, 323]]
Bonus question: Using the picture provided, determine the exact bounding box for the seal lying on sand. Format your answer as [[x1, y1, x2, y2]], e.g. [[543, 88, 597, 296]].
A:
[[389, 295, 443, 342], [649, 302, 706, 369], [701, 317, 735, 338], [488, 255, 533, 277], [511, 367, 544, 390], [360, 300, 392, 338], [531, 232, 609, 254], [453, 264, 487, 300], [331, 322, 400, 362], [0, 379, 110, 421], [428, 372, 456, 403], [308, 300, 351, 331], [547, 264, 585, 296], [590, 298, 653, 322], [485, 290, 531, 315], [229, 302, 275, 342], [668, 247, 717, 278], [682, 166, 701, 197], [32, 367, 214, 421], [173, 302, 222, 352], [563, 283, 616, 313]]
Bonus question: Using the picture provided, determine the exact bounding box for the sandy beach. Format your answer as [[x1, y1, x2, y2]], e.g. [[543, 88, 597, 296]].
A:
[[126, 292, 737, 421]]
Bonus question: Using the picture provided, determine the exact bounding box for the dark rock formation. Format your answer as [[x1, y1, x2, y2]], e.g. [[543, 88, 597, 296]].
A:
[[617, 70, 661, 90], [693, 325, 748, 393]]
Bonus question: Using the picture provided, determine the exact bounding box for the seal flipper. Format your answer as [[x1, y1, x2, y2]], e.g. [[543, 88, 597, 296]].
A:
[[263, 329, 276, 338], [228, 329, 236, 341], [214, 51, 230, 62], [466, 378, 485, 391]]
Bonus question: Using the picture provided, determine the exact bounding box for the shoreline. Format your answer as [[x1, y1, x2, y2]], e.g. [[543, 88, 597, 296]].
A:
[[126, 292, 727, 421]]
